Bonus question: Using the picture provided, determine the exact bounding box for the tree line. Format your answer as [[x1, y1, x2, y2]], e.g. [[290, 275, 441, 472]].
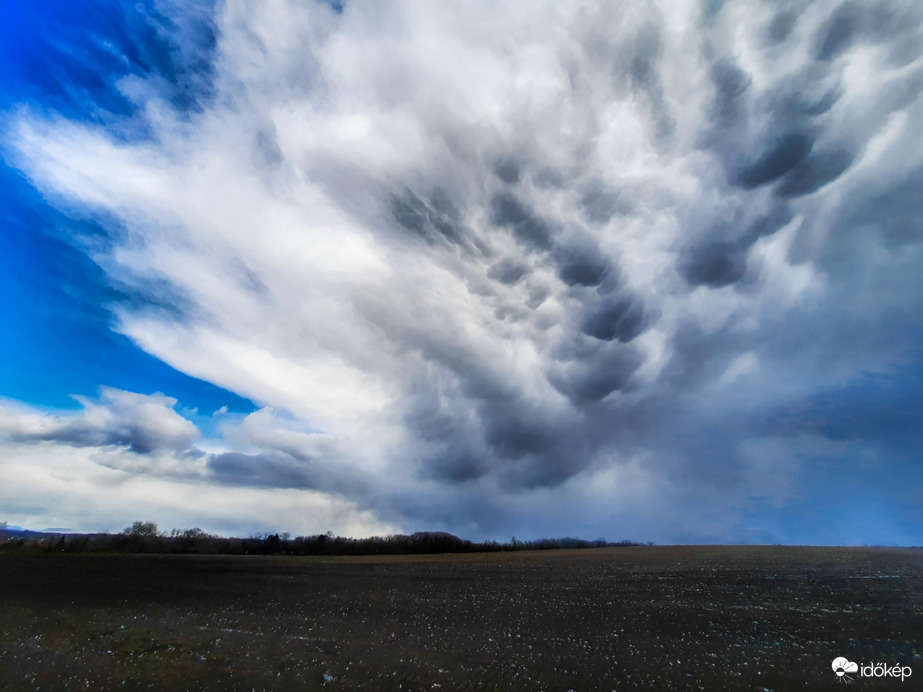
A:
[[0, 521, 651, 555]]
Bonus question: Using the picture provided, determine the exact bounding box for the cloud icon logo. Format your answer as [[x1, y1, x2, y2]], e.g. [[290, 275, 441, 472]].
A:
[[832, 657, 859, 679]]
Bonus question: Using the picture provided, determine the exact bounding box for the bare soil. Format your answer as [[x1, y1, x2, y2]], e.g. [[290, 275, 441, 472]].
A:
[[0, 546, 920, 690]]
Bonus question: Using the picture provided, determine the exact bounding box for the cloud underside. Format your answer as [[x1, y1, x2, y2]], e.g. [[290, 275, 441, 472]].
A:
[[3, 0, 923, 541]]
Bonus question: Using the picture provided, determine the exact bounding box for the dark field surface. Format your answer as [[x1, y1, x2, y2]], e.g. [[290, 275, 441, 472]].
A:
[[1, 547, 921, 691]]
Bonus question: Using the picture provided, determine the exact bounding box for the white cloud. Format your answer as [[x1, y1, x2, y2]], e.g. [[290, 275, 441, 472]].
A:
[[0, 388, 199, 454], [0, 439, 395, 537]]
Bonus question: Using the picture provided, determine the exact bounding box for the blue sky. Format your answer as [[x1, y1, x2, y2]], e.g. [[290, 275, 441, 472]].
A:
[[0, 0, 250, 420], [1, 0, 921, 543]]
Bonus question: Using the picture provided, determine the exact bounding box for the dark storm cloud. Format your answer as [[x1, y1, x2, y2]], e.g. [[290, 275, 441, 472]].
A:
[[798, 83, 842, 117], [661, 321, 748, 391], [424, 448, 490, 484], [403, 380, 563, 485], [625, 20, 675, 142], [493, 157, 522, 184], [710, 59, 752, 128], [480, 401, 559, 460], [814, 1, 862, 60], [487, 258, 529, 285], [626, 23, 661, 90], [555, 243, 611, 287], [748, 204, 794, 240], [732, 131, 815, 189], [401, 387, 494, 485], [815, 1, 923, 62], [764, 8, 800, 45], [206, 442, 372, 494], [490, 193, 554, 251], [774, 146, 856, 197], [690, 11, 879, 287], [207, 451, 313, 488], [815, 2, 920, 60], [680, 240, 749, 288], [202, 443, 374, 497], [548, 342, 643, 404], [390, 189, 469, 249], [578, 182, 625, 224], [838, 167, 923, 251], [581, 295, 649, 343], [765, 367, 923, 455], [762, 64, 845, 120], [677, 201, 793, 288], [706, 45, 850, 200]]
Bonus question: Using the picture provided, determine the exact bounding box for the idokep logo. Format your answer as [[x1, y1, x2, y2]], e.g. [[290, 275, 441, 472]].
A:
[[832, 657, 913, 683], [832, 657, 858, 681]]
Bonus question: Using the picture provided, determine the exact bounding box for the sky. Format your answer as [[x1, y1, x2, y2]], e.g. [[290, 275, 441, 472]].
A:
[[1, 0, 921, 544]]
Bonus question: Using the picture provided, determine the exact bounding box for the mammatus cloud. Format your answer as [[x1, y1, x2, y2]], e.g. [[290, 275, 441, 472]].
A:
[[3, 0, 923, 542]]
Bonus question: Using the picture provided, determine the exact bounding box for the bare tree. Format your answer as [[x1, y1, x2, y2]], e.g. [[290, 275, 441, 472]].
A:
[[123, 521, 159, 537]]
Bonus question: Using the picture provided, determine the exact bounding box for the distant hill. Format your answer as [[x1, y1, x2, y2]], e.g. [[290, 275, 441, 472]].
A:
[[1, 527, 54, 539]]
